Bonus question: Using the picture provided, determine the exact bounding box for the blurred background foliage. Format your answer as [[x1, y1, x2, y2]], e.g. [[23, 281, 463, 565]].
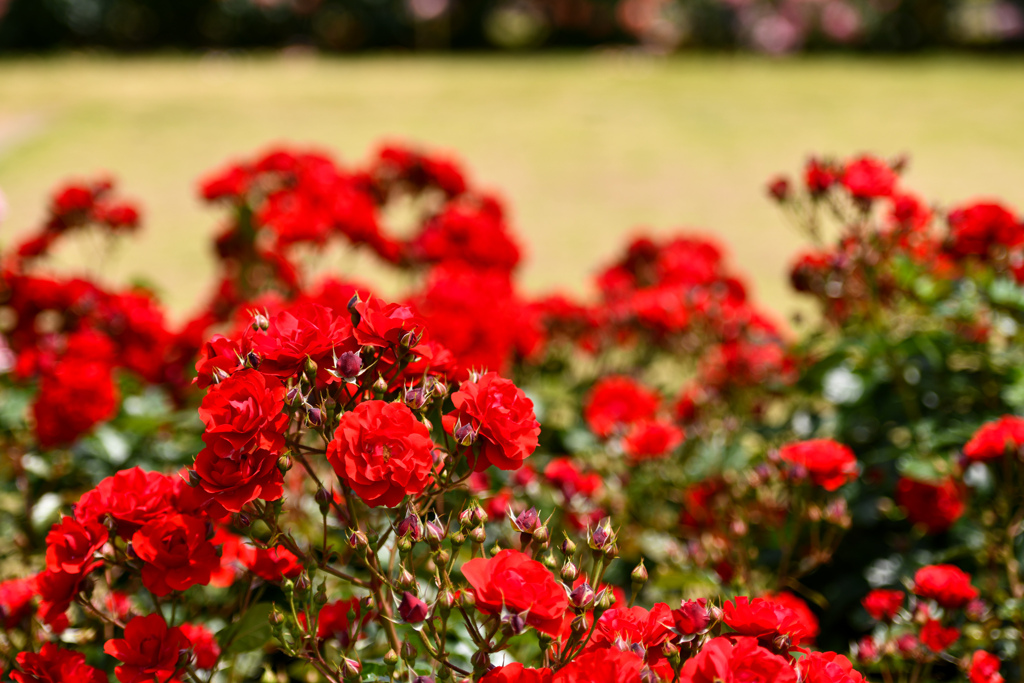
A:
[[0, 0, 1023, 54]]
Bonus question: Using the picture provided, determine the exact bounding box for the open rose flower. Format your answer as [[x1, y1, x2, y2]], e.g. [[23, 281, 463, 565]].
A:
[[621, 419, 684, 462], [462, 549, 569, 636], [722, 596, 812, 646], [778, 439, 858, 491], [895, 477, 965, 533], [132, 514, 219, 596], [44, 517, 107, 575], [481, 663, 553, 683], [798, 651, 866, 683], [104, 613, 190, 683], [861, 589, 904, 621], [197, 368, 287, 458], [680, 636, 797, 683], [963, 416, 1024, 462], [969, 650, 1004, 683], [178, 623, 221, 669], [913, 564, 978, 609], [583, 375, 660, 438], [443, 371, 540, 471], [13, 643, 107, 683], [327, 400, 434, 507]]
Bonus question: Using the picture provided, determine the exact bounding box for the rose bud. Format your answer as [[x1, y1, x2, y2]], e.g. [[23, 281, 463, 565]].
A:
[[251, 312, 269, 331], [512, 507, 541, 533], [399, 592, 429, 623], [397, 515, 423, 542], [246, 351, 261, 370], [347, 293, 361, 327], [767, 176, 791, 202], [560, 559, 579, 583], [336, 351, 362, 380], [401, 641, 418, 663], [469, 526, 487, 544], [398, 568, 416, 590], [503, 612, 527, 635], [277, 455, 292, 475], [631, 560, 648, 591], [306, 406, 322, 426], [569, 582, 595, 608], [187, 469, 202, 488], [348, 530, 368, 551], [561, 537, 577, 556], [590, 519, 613, 550], [425, 520, 446, 548], [405, 386, 429, 410], [342, 658, 362, 682]]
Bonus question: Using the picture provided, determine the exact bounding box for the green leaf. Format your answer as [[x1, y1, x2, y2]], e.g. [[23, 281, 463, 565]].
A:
[[218, 603, 273, 654]]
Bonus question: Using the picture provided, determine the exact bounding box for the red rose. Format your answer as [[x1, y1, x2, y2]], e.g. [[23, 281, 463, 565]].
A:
[[104, 613, 190, 683], [193, 444, 282, 515], [621, 419, 685, 462], [74, 467, 179, 536], [132, 514, 219, 596], [583, 376, 659, 438], [12, 643, 106, 683], [963, 416, 1024, 461], [178, 623, 221, 669], [252, 303, 356, 381], [353, 297, 423, 349], [841, 156, 897, 200], [920, 619, 959, 652], [969, 650, 1004, 683], [895, 477, 965, 533], [45, 517, 107, 575], [778, 439, 858, 491], [722, 596, 812, 645], [805, 158, 837, 195], [35, 568, 89, 630], [680, 636, 797, 683], [0, 577, 37, 629], [544, 458, 602, 500], [673, 599, 711, 635], [194, 334, 246, 388], [399, 591, 429, 623], [760, 592, 819, 645], [239, 544, 302, 581], [443, 371, 540, 472], [913, 565, 978, 609], [481, 663, 553, 683], [462, 549, 569, 637], [798, 651, 866, 683], [583, 603, 674, 679], [947, 201, 1023, 258], [551, 647, 645, 683], [316, 598, 368, 646], [327, 400, 434, 508], [198, 368, 288, 459], [33, 357, 117, 448], [861, 589, 904, 621]]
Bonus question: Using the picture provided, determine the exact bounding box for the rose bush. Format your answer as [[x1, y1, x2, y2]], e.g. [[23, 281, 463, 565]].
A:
[[0, 142, 1018, 683]]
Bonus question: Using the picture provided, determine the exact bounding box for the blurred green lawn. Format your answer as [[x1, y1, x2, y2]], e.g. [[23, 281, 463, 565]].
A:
[[1, 54, 1024, 323]]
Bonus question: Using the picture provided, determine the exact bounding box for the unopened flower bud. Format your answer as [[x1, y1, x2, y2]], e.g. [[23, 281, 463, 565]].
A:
[[569, 582, 594, 608], [561, 536, 577, 556], [571, 613, 588, 634], [348, 530, 368, 552], [304, 357, 318, 382], [177, 649, 195, 669], [532, 525, 550, 544], [435, 549, 450, 565], [401, 641, 418, 663], [400, 329, 420, 349], [438, 589, 456, 613], [662, 641, 681, 667], [590, 519, 613, 550], [454, 421, 478, 446], [336, 351, 362, 379], [277, 455, 292, 475], [235, 513, 250, 528], [631, 560, 648, 591], [246, 351, 261, 370], [541, 552, 558, 570], [460, 591, 476, 608], [459, 507, 476, 530], [398, 567, 416, 590], [399, 592, 429, 623], [512, 507, 540, 533], [560, 560, 578, 583], [187, 469, 202, 488], [504, 612, 527, 635], [252, 312, 269, 331], [342, 658, 362, 681], [405, 386, 429, 410], [348, 294, 362, 327], [314, 487, 331, 513], [306, 406, 322, 426], [425, 520, 446, 548], [398, 515, 423, 542], [469, 526, 487, 544], [383, 649, 399, 668]]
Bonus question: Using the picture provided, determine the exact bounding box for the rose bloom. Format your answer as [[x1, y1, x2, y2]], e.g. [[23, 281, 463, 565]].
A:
[[132, 514, 219, 596], [252, 302, 355, 380], [462, 549, 569, 637], [798, 651, 866, 683], [920, 619, 960, 653], [947, 201, 1023, 258], [481, 663, 553, 683], [45, 517, 107, 575], [913, 564, 978, 609], [861, 589, 904, 621], [551, 647, 646, 683], [621, 419, 685, 462], [895, 477, 965, 533], [583, 375, 660, 438], [239, 543, 303, 581], [197, 368, 288, 459], [33, 357, 118, 448], [104, 613, 191, 683], [722, 596, 811, 645], [969, 650, 1004, 683], [0, 577, 37, 629], [327, 400, 434, 508], [74, 467, 179, 536], [674, 599, 711, 635], [680, 636, 797, 683], [584, 603, 674, 679], [12, 642, 107, 683], [760, 592, 819, 645], [443, 371, 540, 472], [841, 155, 897, 200], [778, 439, 858, 491], [178, 622, 221, 669], [963, 416, 1024, 461]]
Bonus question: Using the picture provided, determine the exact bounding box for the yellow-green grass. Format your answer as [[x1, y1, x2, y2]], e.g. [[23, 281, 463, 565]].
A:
[[1, 54, 1023, 323]]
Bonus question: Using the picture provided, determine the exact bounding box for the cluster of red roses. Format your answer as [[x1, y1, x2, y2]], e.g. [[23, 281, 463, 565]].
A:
[[857, 565, 1002, 683], [772, 154, 1024, 325]]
